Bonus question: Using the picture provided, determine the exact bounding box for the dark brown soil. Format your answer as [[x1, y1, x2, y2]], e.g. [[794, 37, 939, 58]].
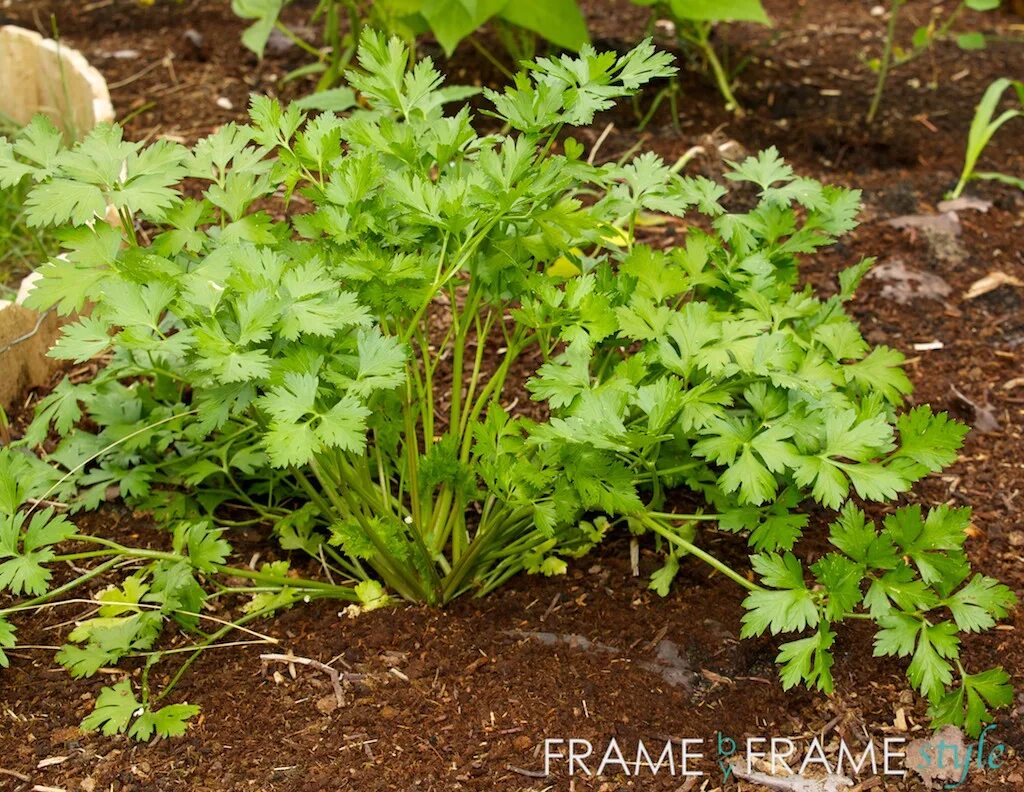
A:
[[2, 1, 1024, 790]]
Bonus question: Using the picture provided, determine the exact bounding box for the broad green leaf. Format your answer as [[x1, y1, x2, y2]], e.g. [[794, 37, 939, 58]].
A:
[[668, 0, 770, 24], [498, 0, 590, 51]]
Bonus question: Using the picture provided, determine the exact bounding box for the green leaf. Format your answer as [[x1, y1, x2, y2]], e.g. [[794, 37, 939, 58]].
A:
[[719, 446, 778, 505], [838, 257, 875, 301], [946, 574, 1016, 633], [294, 88, 357, 113], [351, 328, 406, 397], [777, 624, 834, 692], [844, 346, 912, 404], [741, 553, 818, 636], [25, 179, 106, 226], [498, 0, 590, 51], [956, 31, 987, 51], [0, 509, 77, 596], [874, 612, 921, 658], [907, 621, 959, 701], [81, 679, 140, 736], [231, 0, 285, 58], [889, 407, 968, 481], [929, 666, 1012, 737], [812, 553, 864, 620], [649, 553, 680, 597], [741, 587, 819, 636], [420, 0, 505, 56], [668, 0, 770, 24], [128, 702, 201, 741], [828, 505, 894, 567], [0, 615, 15, 668], [884, 505, 971, 586], [318, 395, 371, 453], [49, 316, 113, 363], [181, 522, 231, 572]]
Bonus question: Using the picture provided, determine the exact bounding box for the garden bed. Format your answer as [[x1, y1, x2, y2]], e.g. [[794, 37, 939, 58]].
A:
[[0, 1, 1022, 790]]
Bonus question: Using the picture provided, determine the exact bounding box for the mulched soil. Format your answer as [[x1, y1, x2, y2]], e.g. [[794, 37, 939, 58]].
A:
[[1, 1, 1023, 790]]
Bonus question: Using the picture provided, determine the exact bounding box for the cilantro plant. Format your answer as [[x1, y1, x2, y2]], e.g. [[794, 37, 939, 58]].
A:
[[632, 0, 770, 115], [0, 34, 1014, 738]]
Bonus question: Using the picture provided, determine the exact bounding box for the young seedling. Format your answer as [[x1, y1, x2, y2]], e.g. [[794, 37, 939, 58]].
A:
[[866, 0, 1003, 124], [633, 0, 771, 116], [950, 77, 1024, 198]]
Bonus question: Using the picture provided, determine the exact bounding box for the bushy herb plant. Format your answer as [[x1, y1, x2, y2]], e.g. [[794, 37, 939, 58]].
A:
[[0, 34, 1014, 738]]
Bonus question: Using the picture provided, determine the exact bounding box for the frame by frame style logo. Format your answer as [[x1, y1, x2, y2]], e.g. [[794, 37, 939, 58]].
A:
[[540, 725, 1009, 787]]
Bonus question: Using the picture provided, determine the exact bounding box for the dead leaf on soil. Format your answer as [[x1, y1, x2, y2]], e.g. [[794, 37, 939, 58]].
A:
[[963, 271, 1024, 301], [906, 725, 969, 788], [729, 759, 854, 791], [951, 385, 1001, 433], [868, 259, 952, 304], [937, 196, 993, 214], [887, 211, 961, 236]]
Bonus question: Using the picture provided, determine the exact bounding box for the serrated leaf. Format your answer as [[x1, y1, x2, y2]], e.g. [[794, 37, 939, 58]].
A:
[[649, 553, 680, 597], [0, 615, 15, 668], [946, 574, 1016, 633], [128, 702, 201, 740], [81, 679, 141, 735]]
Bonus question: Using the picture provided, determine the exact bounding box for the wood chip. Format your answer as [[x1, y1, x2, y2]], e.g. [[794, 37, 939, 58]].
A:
[[963, 270, 1024, 300]]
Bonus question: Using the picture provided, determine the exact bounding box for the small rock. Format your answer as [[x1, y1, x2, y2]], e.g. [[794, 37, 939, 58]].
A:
[[81, 779, 97, 792], [380, 705, 399, 720], [887, 211, 961, 237], [1008, 531, 1024, 547], [183, 29, 206, 60], [868, 258, 951, 304], [265, 28, 295, 56], [513, 735, 532, 752], [315, 694, 338, 714], [216, 96, 234, 110]]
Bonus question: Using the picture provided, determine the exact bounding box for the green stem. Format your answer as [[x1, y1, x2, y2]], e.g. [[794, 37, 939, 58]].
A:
[[0, 557, 121, 617], [155, 605, 278, 703], [640, 514, 762, 592], [273, 21, 326, 62], [867, 0, 905, 124], [681, 24, 742, 115]]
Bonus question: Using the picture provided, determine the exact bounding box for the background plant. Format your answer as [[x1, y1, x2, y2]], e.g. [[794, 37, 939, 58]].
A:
[[867, 0, 1003, 123], [232, 0, 589, 99], [0, 33, 1013, 739], [950, 77, 1024, 198], [0, 118, 61, 292], [632, 0, 770, 115]]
